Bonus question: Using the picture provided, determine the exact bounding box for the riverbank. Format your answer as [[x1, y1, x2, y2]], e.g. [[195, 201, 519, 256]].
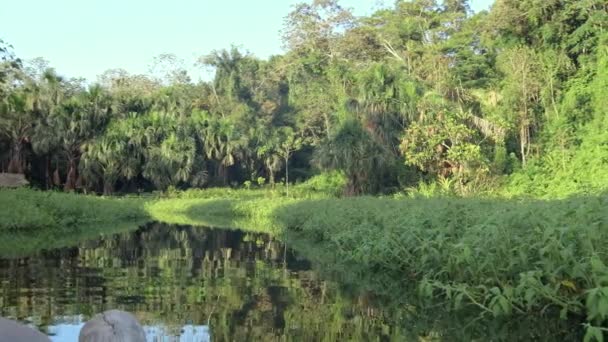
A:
[[0, 188, 147, 231], [1, 187, 607, 338], [149, 191, 608, 338], [0, 188, 148, 256]]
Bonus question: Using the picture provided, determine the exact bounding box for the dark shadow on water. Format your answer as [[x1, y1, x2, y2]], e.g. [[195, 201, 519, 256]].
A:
[[0, 221, 145, 259]]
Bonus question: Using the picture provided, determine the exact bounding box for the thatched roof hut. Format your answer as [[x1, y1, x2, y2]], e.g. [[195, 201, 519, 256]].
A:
[[0, 173, 29, 188]]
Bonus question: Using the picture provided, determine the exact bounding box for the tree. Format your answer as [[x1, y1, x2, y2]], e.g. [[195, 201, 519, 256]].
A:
[[81, 136, 124, 195], [0, 39, 22, 94], [354, 63, 421, 153], [282, 0, 354, 56], [314, 119, 388, 195], [148, 53, 191, 85], [143, 132, 196, 190], [0, 91, 34, 173], [400, 112, 488, 184], [37, 85, 111, 190], [196, 113, 244, 185], [276, 127, 303, 196], [498, 46, 542, 166], [255, 128, 282, 186]]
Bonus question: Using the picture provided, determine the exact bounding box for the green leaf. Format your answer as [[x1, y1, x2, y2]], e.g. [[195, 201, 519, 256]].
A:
[[584, 325, 604, 342]]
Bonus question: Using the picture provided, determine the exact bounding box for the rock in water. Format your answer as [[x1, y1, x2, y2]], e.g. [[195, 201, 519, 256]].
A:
[[0, 317, 50, 342], [79, 310, 146, 342]]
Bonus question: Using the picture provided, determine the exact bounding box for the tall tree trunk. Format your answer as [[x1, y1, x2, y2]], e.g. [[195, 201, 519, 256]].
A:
[[323, 112, 331, 139], [285, 156, 289, 197], [520, 125, 526, 167], [53, 167, 61, 187], [521, 69, 530, 167], [75, 174, 83, 190], [218, 164, 228, 186], [344, 174, 359, 197], [103, 180, 113, 196], [64, 158, 77, 191], [268, 167, 275, 186], [7, 144, 23, 174], [45, 157, 52, 189]]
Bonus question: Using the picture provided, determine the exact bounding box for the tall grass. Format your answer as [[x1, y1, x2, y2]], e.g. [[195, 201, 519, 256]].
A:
[[161, 193, 608, 337], [0, 188, 147, 231]]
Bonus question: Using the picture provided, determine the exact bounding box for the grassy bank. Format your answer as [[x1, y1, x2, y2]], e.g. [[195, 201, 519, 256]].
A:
[[0, 188, 147, 231], [0, 188, 148, 256], [148, 191, 608, 337]]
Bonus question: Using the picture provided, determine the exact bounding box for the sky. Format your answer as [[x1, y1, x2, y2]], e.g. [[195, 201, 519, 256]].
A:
[[0, 0, 494, 83]]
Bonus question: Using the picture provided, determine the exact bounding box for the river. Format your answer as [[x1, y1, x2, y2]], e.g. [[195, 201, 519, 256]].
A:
[[0, 223, 400, 341]]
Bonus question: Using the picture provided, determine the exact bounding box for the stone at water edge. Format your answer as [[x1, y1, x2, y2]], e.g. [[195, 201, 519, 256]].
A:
[[79, 310, 146, 342], [0, 317, 50, 342]]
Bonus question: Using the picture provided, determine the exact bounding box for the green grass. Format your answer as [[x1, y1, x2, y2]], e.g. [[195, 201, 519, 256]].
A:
[[146, 196, 291, 232], [0, 188, 147, 231], [0, 188, 149, 257]]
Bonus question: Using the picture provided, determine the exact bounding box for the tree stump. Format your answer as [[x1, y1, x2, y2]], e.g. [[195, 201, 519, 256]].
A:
[[79, 310, 145, 342], [0, 317, 50, 342]]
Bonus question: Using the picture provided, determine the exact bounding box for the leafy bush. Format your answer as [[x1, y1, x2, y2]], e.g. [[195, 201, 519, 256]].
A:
[[275, 195, 608, 334], [293, 171, 347, 197], [503, 113, 608, 199]]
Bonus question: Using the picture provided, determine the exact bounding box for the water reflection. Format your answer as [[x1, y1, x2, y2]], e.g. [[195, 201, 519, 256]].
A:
[[46, 317, 210, 342], [0, 223, 396, 341]]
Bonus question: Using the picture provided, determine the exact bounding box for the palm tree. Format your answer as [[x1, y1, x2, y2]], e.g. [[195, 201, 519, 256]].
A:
[[276, 127, 302, 196], [81, 137, 123, 195], [314, 119, 389, 195], [143, 133, 196, 190], [31, 69, 66, 187], [0, 91, 34, 173], [355, 63, 421, 155], [257, 139, 281, 186], [40, 85, 111, 191], [201, 47, 246, 102], [199, 115, 244, 185]]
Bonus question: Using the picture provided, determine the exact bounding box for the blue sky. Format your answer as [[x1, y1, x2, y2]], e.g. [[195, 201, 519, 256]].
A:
[[1, 0, 494, 82]]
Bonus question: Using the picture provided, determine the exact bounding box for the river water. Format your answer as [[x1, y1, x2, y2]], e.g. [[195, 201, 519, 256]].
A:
[[0, 223, 584, 341], [0, 223, 401, 341]]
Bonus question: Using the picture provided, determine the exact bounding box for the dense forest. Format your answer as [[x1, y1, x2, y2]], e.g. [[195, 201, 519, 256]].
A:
[[1, 0, 607, 197]]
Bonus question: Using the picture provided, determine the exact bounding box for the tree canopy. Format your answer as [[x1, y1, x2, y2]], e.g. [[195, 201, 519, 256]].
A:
[[0, 0, 606, 197]]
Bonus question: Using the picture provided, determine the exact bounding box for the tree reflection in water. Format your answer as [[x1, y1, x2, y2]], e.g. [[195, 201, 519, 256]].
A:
[[0, 223, 399, 341]]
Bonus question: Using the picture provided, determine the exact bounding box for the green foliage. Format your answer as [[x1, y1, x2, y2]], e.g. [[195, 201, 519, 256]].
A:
[[294, 171, 346, 197], [1, 1, 607, 198], [502, 38, 608, 198], [164, 192, 607, 337], [0, 188, 146, 231], [0, 2, 607, 339], [314, 119, 389, 195], [401, 111, 488, 182]]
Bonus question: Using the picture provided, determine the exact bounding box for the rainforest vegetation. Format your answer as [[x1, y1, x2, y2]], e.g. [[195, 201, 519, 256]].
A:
[[1, 0, 608, 340], [1, 0, 606, 197]]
